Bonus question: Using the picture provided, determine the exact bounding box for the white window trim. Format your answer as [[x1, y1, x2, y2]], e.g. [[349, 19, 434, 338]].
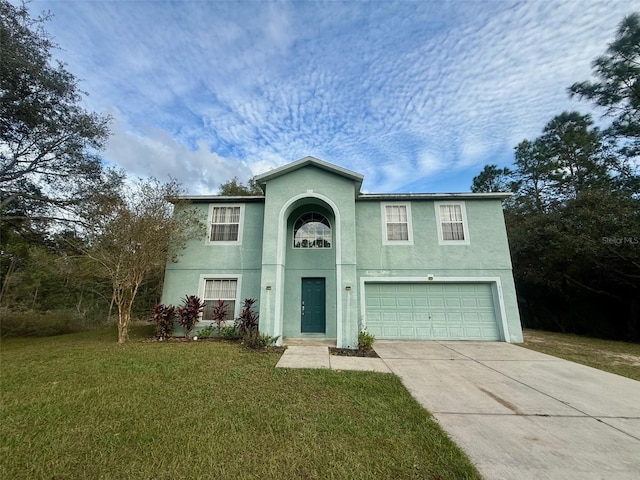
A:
[[381, 202, 414, 245], [198, 274, 242, 323], [206, 204, 244, 246], [435, 201, 470, 245]]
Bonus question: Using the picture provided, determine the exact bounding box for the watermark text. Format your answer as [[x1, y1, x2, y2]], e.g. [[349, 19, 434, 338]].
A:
[[602, 237, 639, 245]]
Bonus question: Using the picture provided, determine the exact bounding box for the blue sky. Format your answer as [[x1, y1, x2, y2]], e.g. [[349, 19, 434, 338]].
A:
[[26, 0, 635, 194]]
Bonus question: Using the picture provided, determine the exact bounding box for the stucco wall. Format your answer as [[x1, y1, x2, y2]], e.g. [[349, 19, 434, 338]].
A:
[[161, 162, 522, 344], [257, 165, 359, 347], [355, 198, 522, 342], [162, 201, 265, 321]]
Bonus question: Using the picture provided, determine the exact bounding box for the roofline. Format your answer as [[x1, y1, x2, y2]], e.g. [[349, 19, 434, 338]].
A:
[[357, 192, 512, 200], [168, 195, 265, 204], [168, 192, 511, 204]]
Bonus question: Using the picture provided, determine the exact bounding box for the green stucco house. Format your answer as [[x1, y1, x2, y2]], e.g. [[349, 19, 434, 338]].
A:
[[162, 156, 523, 348]]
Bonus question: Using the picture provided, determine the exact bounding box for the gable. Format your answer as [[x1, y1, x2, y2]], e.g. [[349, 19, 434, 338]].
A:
[[255, 156, 363, 194]]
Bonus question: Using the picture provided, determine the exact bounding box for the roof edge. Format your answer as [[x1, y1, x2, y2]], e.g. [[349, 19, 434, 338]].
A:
[[168, 195, 265, 204], [357, 192, 512, 200]]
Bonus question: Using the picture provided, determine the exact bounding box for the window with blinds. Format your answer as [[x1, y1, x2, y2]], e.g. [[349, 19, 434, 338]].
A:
[[438, 203, 467, 242], [385, 205, 409, 241], [381, 203, 413, 244], [209, 206, 241, 242], [202, 279, 237, 321]]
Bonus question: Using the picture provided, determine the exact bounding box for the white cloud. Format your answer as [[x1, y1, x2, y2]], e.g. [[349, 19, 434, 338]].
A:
[[104, 111, 251, 194], [31, 0, 636, 193]]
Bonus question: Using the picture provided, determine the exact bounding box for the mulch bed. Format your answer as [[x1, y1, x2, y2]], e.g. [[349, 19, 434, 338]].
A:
[[329, 347, 379, 358]]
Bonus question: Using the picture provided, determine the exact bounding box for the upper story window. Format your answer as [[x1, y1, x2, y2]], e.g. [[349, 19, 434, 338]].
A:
[[293, 212, 331, 248], [208, 205, 243, 244], [382, 202, 413, 245], [435, 201, 470, 245]]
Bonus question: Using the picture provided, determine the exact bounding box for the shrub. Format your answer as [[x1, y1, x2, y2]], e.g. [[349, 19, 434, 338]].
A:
[[195, 324, 215, 339], [210, 299, 228, 332], [177, 295, 205, 340], [243, 330, 279, 349], [220, 324, 241, 340], [0, 309, 105, 337], [235, 298, 259, 334], [234, 298, 276, 349], [358, 329, 376, 351], [149, 304, 176, 340]]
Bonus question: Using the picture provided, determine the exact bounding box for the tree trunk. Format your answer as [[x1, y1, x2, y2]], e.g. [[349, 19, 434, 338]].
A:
[[0, 257, 17, 304], [114, 282, 140, 344], [117, 306, 130, 344]]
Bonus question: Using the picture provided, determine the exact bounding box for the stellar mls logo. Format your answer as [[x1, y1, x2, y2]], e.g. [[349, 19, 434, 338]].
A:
[[601, 237, 639, 245]]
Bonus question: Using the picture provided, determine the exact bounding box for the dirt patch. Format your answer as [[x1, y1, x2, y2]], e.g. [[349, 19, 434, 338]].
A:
[[330, 347, 379, 358], [602, 351, 640, 366]]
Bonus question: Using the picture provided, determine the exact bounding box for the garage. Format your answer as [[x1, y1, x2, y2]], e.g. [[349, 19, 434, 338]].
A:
[[364, 282, 502, 340]]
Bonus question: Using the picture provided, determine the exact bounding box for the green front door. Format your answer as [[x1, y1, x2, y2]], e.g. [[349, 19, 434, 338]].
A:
[[301, 278, 326, 333]]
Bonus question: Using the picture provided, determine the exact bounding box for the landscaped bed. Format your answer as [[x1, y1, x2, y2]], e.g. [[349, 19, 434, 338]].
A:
[[1, 324, 480, 479]]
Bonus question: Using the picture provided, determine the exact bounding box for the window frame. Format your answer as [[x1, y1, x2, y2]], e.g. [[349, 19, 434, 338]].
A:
[[435, 201, 470, 245], [198, 274, 242, 323], [292, 212, 332, 249], [381, 202, 413, 245], [206, 204, 244, 245]]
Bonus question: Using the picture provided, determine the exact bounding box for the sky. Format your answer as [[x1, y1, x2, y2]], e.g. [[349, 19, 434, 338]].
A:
[[24, 0, 637, 194]]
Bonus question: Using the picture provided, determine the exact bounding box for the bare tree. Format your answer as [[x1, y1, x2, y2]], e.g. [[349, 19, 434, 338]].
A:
[[81, 179, 203, 343]]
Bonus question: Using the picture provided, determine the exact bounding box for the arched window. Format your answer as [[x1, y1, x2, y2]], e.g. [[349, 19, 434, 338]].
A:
[[293, 212, 331, 248]]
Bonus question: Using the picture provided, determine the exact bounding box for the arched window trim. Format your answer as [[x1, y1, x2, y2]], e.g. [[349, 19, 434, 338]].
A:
[[293, 212, 332, 249]]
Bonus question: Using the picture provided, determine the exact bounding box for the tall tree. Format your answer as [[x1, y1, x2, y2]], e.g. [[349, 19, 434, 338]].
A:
[[512, 139, 557, 213], [79, 179, 203, 343], [0, 1, 113, 225], [218, 176, 262, 196], [471, 164, 515, 193], [474, 111, 639, 339], [569, 13, 640, 159], [538, 112, 611, 199]]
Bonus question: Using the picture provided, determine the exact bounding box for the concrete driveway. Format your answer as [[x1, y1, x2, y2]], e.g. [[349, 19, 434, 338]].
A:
[[374, 340, 640, 480]]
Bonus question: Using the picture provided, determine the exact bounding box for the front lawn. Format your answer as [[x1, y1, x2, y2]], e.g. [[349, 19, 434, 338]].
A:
[[1, 325, 480, 479], [521, 329, 640, 381]]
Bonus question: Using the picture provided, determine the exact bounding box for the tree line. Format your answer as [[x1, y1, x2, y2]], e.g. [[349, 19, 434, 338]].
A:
[[1, 2, 202, 342], [472, 13, 640, 340], [2, 1, 638, 342]]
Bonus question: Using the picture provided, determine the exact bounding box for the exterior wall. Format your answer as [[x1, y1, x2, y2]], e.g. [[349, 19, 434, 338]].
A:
[[161, 160, 522, 344], [162, 201, 265, 331], [258, 165, 359, 348], [355, 198, 522, 342]]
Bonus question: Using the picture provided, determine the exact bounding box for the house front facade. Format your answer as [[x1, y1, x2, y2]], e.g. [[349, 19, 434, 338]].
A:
[[162, 156, 523, 348]]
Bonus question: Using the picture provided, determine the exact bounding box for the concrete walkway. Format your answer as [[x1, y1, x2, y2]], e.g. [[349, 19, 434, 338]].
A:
[[276, 345, 391, 373], [374, 340, 640, 480]]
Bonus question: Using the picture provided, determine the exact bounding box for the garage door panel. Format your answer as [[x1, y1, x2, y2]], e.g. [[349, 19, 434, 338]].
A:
[[429, 297, 445, 308], [365, 282, 501, 341]]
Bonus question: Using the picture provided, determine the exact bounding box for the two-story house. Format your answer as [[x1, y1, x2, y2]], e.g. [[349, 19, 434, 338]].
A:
[[162, 156, 523, 348]]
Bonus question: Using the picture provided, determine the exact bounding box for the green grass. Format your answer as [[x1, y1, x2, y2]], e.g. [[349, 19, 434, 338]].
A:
[[1, 325, 480, 479], [521, 329, 640, 381]]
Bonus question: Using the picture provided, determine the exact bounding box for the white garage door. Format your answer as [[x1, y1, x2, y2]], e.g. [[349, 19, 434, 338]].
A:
[[365, 283, 501, 340]]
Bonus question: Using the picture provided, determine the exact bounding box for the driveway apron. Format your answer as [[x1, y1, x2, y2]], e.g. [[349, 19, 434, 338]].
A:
[[374, 340, 640, 480]]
